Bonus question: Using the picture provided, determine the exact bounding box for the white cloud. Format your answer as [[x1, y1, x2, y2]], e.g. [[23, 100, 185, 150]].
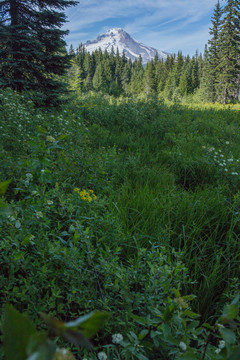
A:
[[64, 0, 218, 55]]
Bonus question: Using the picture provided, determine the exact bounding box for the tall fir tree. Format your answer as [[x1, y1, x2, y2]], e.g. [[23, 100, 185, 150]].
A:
[[217, 0, 240, 103], [0, 0, 77, 104], [206, 0, 222, 102]]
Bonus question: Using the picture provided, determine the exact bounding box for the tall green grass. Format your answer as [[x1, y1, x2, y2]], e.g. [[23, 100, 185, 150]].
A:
[[1, 89, 239, 359]]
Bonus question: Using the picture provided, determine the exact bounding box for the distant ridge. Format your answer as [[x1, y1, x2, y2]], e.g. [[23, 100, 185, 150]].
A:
[[81, 28, 168, 64]]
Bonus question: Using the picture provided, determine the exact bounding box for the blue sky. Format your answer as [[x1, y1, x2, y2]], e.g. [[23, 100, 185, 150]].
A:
[[63, 0, 220, 56]]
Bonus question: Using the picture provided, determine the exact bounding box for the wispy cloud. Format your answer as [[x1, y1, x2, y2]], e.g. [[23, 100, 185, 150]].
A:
[[64, 0, 218, 55]]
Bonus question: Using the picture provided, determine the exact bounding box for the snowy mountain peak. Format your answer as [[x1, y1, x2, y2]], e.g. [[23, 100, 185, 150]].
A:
[[81, 28, 168, 64]]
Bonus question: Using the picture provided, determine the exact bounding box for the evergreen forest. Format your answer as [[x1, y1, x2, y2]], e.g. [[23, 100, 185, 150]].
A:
[[0, 1, 240, 360]]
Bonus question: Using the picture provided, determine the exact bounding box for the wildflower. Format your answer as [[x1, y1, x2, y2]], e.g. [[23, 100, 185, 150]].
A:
[[215, 348, 221, 354], [74, 188, 80, 193], [36, 211, 43, 219], [26, 173, 33, 180], [41, 169, 45, 173], [220, 154, 224, 158], [219, 340, 225, 349], [112, 333, 123, 344], [47, 200, 53, 205], [226, 141, 230, 145], [228, 159, 233, 162], [225, 169, 228, 172], [98, 352, 107, 360], [174, 297, 188, 309], [32, 191, 38, 195], [15, 220, 21, 229], [29, 235, 35, 241], [8, 216, 16, 222], [179, 342, 187, 351], [46, 136, 56, 142]]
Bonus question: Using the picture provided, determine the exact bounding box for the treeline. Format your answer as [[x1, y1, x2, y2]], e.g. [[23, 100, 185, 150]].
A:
[[69, 0, 240, 104], [69, 46, 204, 100], [0, 0, 239, 104]]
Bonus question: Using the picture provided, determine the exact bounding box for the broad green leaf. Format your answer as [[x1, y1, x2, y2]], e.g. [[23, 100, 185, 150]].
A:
[[27, 333, 52, 355], [3, 305, 37, 360], [173, 289, 181, 298], [135, 353, 149, 360], [26, 339, 56, 360], [221, 303, 239, 320], [58, 134, 68, 140], [181, 310, 200, 319], [202, 323, 214, 330], [219, 328, 236, 345], [138, 329, 149, 340], [64, 311, 110, 338], [231, 294, 239, 306], [182, 295, 196, 301], [132, 315, 148, 326], [62, 329, 92, 349], [177, 349, 196, 359], [40, 313, 65, 334], [227, 346, 240, 360], [0, 179, 12, 196]]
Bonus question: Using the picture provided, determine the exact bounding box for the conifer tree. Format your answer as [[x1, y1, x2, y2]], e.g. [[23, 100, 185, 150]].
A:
[[217, 0, 240, 103], [205, 0, 222, 102], [0, 0, 77, 104]]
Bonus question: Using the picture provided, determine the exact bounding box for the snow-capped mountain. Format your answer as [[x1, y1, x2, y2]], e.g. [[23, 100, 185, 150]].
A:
[[81, 28, 168, 64]]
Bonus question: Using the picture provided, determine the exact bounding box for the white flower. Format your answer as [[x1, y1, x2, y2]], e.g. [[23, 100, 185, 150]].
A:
[[219, 340, 225, 349], [46, 135, 56, 142], [32, 191, 38, 195], [226, 141, 230, 145], [47, 200, 53, 205], [15, 220, 21, 229], [215, 348, 221, 354], [36, 211, 43, 219], [41, 169, 45, 173], [217, 323, 224, 329], [98, 352, 107, 360], [8, 216, 16, 222], [225, 169, 228, 172], [232, 172, 238, 175], [112, 333, 123, 344], [179, 342, 187, 351], [220, 154, 224, 158], [29, 235, 35, 241], [26, 173, 33, 180], [228, 159, 233, 162]]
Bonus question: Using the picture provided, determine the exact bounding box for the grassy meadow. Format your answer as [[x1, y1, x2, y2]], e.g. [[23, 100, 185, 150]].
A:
[[0, 89, 239, 359]]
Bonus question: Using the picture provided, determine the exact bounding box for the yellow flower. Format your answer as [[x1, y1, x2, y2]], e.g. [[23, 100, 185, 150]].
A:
[[74, 188, 97, 201]]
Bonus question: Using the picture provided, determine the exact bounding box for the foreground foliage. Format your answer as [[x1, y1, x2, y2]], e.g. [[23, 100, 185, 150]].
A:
[[0, 89, 239, 359]]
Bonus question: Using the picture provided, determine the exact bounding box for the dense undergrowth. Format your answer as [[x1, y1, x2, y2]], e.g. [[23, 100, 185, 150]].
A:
[[0, 89, 239, 359]]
